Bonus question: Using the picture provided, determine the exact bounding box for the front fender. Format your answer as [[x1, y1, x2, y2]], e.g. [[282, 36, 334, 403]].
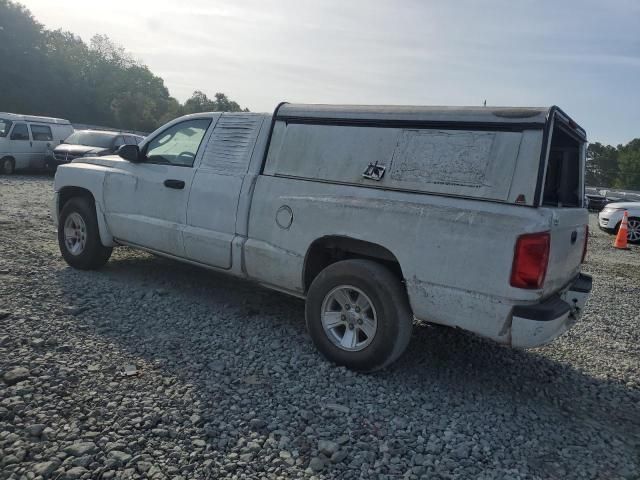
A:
[[54, 164, 115, 247]]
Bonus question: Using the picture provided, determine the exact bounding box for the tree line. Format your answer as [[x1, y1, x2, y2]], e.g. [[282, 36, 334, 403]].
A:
[[587, 140, 640, 190], [0, 0, 247, 133]]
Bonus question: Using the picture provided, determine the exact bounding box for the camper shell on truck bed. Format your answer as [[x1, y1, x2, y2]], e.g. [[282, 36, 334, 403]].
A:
[[52, 103, 591, 371], [266, 104, 587, 208]]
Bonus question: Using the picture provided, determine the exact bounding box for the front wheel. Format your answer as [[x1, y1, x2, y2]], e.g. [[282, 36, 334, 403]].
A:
[[1, 157, 14, 175], [305, 259, 413, 372], [58, 197, 112, 269]]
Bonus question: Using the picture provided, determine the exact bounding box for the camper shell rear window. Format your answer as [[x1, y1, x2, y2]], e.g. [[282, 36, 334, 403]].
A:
[[542, 122, 584, 208]]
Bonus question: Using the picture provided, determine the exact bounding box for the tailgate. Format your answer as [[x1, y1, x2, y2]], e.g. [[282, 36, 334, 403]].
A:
[[542, 207, 588, 295]]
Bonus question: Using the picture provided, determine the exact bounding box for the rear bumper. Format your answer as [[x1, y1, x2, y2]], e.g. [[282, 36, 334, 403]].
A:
[[511, 273, 592, 348]]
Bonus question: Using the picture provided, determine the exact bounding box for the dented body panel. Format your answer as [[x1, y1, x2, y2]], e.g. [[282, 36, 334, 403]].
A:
[[53, 104, 591, 349], [244, 176, 568, 343]]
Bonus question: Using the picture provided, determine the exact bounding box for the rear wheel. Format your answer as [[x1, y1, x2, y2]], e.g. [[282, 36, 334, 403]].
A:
[[628, 217, 640, 244], [58, 197, 112, 269], [1, 157, 14, 175], [305, 259, 413, 372]]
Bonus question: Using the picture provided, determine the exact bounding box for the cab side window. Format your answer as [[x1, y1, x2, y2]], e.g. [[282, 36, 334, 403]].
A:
[[144, 119, 211, 167], [31, 125, 53, 141], [10, 123, 30, 141]]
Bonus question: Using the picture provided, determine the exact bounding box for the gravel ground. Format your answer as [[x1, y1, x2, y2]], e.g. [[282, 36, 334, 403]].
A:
[[1, 174, 639, 480]]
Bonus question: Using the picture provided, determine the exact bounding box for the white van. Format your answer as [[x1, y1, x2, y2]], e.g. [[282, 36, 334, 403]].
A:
[[0, 113, 74, 174]]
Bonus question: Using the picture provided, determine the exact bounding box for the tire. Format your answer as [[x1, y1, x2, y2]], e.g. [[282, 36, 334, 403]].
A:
[[627, 217, 640, 244], [58, 197, 112, 270], [305, 259, 413, 372], [1, 157, 14, 175]]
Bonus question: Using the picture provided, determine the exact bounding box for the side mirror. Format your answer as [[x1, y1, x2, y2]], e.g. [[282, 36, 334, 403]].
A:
[[118, 144, 141, 162]]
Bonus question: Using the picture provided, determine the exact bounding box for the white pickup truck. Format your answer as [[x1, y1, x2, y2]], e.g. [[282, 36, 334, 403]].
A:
[[53, 104, 592, 371]]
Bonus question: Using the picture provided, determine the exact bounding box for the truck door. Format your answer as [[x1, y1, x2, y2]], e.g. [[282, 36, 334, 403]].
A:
[[102, 117, 215, 257], [8, 123, 32, 170], [183, 113, 265, 269]]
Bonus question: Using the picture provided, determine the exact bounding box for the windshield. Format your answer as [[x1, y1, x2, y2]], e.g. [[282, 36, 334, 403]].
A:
[[64, 131, 116, 149], [0, 119, 13, 137]]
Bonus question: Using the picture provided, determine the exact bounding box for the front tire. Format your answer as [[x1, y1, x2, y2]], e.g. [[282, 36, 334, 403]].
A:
[[58, 197, 112, 269], [1, 157, 14, 175], [305, 259, 413, 372]]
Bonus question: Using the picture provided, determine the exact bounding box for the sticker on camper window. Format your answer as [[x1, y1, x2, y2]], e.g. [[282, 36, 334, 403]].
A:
[[390, 130, 495, 186]]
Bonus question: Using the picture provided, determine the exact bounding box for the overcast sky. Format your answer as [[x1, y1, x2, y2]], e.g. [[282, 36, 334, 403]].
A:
[[22, 0, 640, 145]]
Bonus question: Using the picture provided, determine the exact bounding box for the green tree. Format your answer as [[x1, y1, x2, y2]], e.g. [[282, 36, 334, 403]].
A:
[[183, 91, 248, 114], [586, 142, 618, 187], [616, 139, 640, 190], [0, 0, 248, 132]]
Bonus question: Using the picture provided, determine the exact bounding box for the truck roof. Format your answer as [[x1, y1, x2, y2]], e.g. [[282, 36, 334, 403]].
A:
[[0, 112, 72, 125], [275, 104, 585, 138]]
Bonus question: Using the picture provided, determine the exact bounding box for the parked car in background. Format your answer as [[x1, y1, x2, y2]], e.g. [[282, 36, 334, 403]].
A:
[[0, 112, 73, 174], [585, 192, 610, 211], [47, 130, 144, 171], [598, 189, 640, 203], [52, 104, 592, 371], [598, 202, 640, 243]]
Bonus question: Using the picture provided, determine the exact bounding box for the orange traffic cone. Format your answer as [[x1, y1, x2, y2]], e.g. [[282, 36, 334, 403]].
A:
[[614, 211, 629, 249]]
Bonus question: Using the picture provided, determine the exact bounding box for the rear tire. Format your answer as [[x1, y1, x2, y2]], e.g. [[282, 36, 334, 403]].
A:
[[58, 197, 112, 270], [305, 259, 413, 372], [1, 157, 14, 175]]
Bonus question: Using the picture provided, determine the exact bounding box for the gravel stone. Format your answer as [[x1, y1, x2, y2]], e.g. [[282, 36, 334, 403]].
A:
[[3, 455, 19, 466], [32, 461, 59, 478], [308, 457, 325, 472], [65, 441, 97, 457], [26, 423, 46, 437], [64, 466, 88, 479], [3, 366, 30, 385], [318, 439, 338, 456], [330, 450, 348, 463], [108, 450, 132, 465], [0, 176, 638, 479]]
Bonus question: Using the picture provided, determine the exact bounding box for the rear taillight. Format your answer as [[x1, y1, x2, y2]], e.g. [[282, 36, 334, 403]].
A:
[[510, 232, 550, 289], [581, 225, 588, 263]]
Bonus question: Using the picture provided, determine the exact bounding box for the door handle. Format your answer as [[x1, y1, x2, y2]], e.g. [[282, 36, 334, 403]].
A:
[[164, 179, 185, 189]]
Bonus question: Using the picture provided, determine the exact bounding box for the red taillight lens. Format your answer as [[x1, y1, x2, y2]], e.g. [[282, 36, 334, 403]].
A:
[[581, 225, 588, 263], [510, 232, 550, 289]]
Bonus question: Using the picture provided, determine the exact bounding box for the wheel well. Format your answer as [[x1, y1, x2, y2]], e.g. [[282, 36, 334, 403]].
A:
[[303, 236, 404, 293], [1, 156, 15, 164], [58, 187, 95, 214]]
